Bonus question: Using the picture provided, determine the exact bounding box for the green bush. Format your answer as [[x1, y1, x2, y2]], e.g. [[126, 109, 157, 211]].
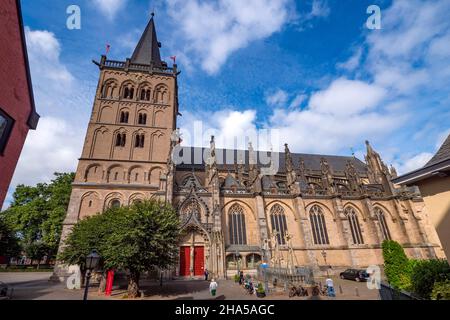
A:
[[234, 274, 240, 282], [431, 279, 450, 300], [411, 259, 450, 299], [382, 240, 412, 290], [256, 283, 265, 294]]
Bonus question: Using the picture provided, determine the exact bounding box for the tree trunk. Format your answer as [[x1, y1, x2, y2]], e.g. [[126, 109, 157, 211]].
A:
[[127, 270, 140, 298]]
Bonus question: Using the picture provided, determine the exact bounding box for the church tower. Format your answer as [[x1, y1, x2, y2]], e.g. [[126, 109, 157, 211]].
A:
[[56, 15, 178, 266]]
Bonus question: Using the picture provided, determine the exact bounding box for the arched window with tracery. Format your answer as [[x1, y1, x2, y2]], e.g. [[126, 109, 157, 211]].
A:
[[270, 204, 287, 245], [228, 204, 247, 245], [375, 207, 391, 241], [344, 207, 364, 244], [140, 88, 151, 101], [181, 198, 201, 222], [310, 205, 329, 245], [122, 83, 135, 100]]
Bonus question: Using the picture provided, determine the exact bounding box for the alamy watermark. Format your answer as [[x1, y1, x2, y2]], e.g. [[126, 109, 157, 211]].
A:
[[66, 5, 81, 30], [366, 5, 381, 30]]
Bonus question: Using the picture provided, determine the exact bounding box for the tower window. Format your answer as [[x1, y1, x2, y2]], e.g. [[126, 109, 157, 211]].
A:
[[140, 89, 151, 101], [135, 134, 145, 148], [138, 113, 147, 125], [123, 86, 135, 100], [116, 133, 126, 147], [120, 111, 129, 123], [310, 205, 329, 245]]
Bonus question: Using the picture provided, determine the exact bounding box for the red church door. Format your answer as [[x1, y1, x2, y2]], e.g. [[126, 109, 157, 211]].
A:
[[193, 246, 204, 276], [179, 246, 190, 276]]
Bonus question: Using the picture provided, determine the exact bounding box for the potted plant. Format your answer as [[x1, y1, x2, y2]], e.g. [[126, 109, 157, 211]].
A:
[[256, 283, 266, 298], [234, 274, 240, 283]]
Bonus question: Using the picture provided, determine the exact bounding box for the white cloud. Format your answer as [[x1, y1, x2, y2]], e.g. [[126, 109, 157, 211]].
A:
[[289, 93, 307, 109], [9, 117, 83, 188], [92, 0, 127, 20], [308, 78, 386, 116], [167, 0, 293, 74], [309, 0, 330, 19], [337, 47, 362, 71], [396, 152, 433, 175], [265, 89, 289, 107]]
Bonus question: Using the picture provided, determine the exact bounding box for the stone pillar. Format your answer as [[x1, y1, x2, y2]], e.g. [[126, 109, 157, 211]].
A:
[[255, 195, 270, 261], [51, 188, 83, 282], [294, 196, 320, 271], [331, 197, 356, 266]]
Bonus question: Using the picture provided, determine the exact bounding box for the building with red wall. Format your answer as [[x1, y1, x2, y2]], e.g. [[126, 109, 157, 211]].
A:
[[0, 0, 39, 208]]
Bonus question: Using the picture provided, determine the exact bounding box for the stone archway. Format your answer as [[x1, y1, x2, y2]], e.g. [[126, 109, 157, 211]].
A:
[[178, 224, 211, 278]]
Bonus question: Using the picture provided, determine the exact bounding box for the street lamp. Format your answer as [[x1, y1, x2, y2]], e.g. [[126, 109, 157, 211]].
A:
[[83, 250, 100, 301]]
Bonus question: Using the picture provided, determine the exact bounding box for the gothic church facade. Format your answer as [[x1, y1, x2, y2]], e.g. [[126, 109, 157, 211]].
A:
[[56, 17, 445, 280]]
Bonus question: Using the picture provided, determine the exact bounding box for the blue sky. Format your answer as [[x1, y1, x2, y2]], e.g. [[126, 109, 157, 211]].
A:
[[5, 0, 450, 207]]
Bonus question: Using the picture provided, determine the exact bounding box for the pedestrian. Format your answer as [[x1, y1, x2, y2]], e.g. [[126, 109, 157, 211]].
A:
[[204, 269, 209, 281], [325, 277, 336, 297], [210, 279, 218, 297], [239, 271, 244, 285]]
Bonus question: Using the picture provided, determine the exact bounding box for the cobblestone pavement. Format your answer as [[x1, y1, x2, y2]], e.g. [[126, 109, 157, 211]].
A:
[[0, 273, 379, 300]]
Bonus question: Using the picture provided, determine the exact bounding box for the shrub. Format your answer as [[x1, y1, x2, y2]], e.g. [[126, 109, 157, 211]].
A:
[[234, 274, 240, 282], [257, 283, 265, 294], [382, 240, 412, 290], [431, 279, 450, 300], [411, 259, 450, 299]]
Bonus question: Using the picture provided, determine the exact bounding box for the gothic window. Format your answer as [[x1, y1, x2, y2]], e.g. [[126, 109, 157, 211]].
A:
[[138, 113, 147, 125], [120, 111, 129, 123], [375, 207, 391, 241], [246, 254, 262, 269], [114, 172, 118, 180], [345, 207, 364, 245], [228, 204, 247, 245], [135, 134, 145, 148], [115, 133, 126, 147], [310, 205, 329, 245], [181, 198, 201, 222], [270, 204, 287, 245], [102, 80, 117, 99]]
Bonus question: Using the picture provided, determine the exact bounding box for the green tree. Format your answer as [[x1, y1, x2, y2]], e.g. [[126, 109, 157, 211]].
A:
[[0, 217, 21, 259], [1, 172, 75, 260], [59, 200, 181, 298], [411, 259, 450, 299], [382, 240, 412, 290]]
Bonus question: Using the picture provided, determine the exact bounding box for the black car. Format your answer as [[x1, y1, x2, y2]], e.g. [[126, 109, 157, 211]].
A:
[[339, 269, 369, 282]]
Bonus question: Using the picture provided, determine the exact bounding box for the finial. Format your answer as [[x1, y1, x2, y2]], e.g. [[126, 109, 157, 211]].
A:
[[151, 11, 155, 18]]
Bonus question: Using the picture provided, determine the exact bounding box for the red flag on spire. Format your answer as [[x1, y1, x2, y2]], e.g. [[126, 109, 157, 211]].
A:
[[106, 44, 111, 55], [170, 55, 177, 64]]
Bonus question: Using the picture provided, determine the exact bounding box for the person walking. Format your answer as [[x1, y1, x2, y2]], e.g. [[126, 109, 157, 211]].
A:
[[204, 269, 209, 281], [210, 279, 218, 297], [325, 277, 336, 297]]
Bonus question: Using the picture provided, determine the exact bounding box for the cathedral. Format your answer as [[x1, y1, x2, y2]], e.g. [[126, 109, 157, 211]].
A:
[[55, 16, 445, 280]]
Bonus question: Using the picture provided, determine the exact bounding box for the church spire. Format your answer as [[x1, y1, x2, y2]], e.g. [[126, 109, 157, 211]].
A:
[[131, 13, 163, 66]]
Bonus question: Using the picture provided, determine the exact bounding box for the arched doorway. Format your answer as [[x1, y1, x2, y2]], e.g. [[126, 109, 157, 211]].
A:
[[179, 225, 210, 277]]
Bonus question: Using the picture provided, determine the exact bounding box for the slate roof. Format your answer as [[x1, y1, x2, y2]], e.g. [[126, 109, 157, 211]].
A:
[[130, 15, 163, 66], [425, 134, 450, 166], [175, 147, 368, 176], [393, 133, 450, 185]]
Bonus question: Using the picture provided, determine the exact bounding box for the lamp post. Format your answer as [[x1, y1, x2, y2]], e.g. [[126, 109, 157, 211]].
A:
[[321, 250, 329, 277], [83, 250, 100, 301]]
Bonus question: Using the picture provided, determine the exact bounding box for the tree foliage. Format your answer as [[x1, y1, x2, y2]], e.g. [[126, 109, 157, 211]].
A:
[[0, 217, 21, 259], [59, 200, 181, 298], [0, 172, 75, 259], [382, 240, 412, 290], [411, 259, 450, 299]]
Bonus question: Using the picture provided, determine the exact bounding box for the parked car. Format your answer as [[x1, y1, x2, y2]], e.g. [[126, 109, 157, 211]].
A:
[[339, 269, 369, 282], [0, 282, 13, 300]]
